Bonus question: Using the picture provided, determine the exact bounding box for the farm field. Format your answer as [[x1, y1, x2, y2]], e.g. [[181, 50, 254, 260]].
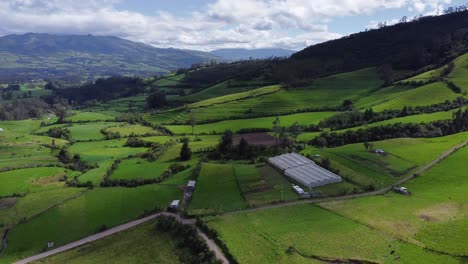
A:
[[188, 163, 246, 215], [65, 111, 116, 122], [165, 111, 337, 134], [371, 82, 462, 111], [206, 204, 459, 264], [0, 167, 80, 197], [34, 220, 181, 264], [447, 53, 468, 93], [110, 158, 172, 180], [103, 124, 161, 137], [68, 139, 147, 163], [179, 79, 273, 102], [1, 185, 181, 263], [321, 145, 468, 256]]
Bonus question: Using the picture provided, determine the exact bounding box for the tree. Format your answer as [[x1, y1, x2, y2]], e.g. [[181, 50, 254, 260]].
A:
[[238, 137, 249, 158], [179, 139, 192, 161], [289, 122, 303, 143], [218, 130, 233, 155], [57, 149, 71, 164], [363, 142, 370, 151], [55, 105, 67, 124], [272, 116, 281, 144], [147, 92, 167, 109], [321, 157, 331, 169], [342, 99, 354, 110], [189, 110, 197, 135]]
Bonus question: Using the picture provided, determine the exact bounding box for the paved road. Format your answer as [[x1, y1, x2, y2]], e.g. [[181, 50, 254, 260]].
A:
[[13, 212, 229, 264], [12, 140, 466, 264]]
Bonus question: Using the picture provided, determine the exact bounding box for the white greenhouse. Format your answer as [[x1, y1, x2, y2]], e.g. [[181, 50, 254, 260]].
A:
[[268, 153, 342, 189]]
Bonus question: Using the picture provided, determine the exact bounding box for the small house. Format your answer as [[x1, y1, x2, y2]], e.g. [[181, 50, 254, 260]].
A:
[[0, 128, 3, 132]]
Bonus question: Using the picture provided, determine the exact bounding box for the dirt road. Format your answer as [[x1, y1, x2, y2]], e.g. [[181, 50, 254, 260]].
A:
[[13, 212, 229, 264]]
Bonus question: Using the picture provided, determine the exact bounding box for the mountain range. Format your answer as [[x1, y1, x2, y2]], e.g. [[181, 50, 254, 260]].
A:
[[0, 34, 298, 83], [0, 33, 221, 83]]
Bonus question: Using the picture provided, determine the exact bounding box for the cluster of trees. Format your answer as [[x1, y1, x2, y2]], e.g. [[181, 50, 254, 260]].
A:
[[311, 108, 468, 147], [50, 76, 145, 103], [124, 137, 152, 148], [100, 163, 189, 187], [47, 127, 70, 140], [0, 98, 49, 120], [321, 97, 468, 130], [57, 149, 95, 171], [154, 216, 220, 264], [147, 92, 167, 109], [179, 139, 192, 161]]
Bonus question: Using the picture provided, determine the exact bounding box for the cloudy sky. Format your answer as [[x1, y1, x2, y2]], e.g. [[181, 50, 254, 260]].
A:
[[0, 0, 464, 51]]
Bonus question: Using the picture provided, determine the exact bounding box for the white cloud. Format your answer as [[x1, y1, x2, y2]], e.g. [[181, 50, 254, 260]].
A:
[[0, 0, 455, 51]]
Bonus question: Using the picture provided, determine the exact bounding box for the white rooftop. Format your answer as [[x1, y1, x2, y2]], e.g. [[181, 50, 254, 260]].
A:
[[187, 181, 196, 187], [269, 153, 342, 188]]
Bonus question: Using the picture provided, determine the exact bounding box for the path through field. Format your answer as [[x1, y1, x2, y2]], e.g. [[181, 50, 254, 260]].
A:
[[13, 212, 229, 264]]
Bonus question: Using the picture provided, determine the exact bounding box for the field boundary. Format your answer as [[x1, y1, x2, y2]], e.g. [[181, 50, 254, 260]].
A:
[[11, 212, 229, 264]]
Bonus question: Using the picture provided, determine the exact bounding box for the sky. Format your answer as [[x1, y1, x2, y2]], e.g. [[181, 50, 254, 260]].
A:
[[0, 0, 465, 51]]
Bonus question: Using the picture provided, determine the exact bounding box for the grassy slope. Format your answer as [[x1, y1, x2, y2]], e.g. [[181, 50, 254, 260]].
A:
[[0, 167, 79, 197], [2, 185, 180, 262], [34, 221, 181, 264], [165, 111, 337, 134], [206, 204, 458, 264], [110, 158, 172, 180], [321, 145, 468, 256], [447, 53, 468, 93]]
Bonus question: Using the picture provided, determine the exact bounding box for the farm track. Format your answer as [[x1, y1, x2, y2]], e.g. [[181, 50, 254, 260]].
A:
[[226, 140, 467, 215], [12, 212, 229, 264]]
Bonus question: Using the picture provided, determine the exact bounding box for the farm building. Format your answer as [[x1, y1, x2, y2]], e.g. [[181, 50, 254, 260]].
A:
[[268, 153, 342, 189]]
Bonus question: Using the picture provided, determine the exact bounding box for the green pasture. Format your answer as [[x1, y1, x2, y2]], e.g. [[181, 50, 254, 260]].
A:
[[188, 163, 246, 215], [153, 73, 185, 87], [321, 145, 468, 256], [68, 122, 119, 141], [35, 221, 181, 264], [77, 160, 113, 186], [110, 158, 172, 180], [372, 82, 462, 111], [165, 111, 337, 134], [0, 188, 83, 232], [206, 204, 458, 264], [104, 124, 160, 137], [2, 185, 181, 262], [179, 79, 273, 102], [236, 165, 298, 206], [68, 139, 147, 163], [65, 111, 116, 122], [0, 167, 80, 197], [447, 53, 468, 93]]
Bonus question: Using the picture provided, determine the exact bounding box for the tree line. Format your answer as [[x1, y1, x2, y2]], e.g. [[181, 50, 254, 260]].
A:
[[310, 108, 468, 147]]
